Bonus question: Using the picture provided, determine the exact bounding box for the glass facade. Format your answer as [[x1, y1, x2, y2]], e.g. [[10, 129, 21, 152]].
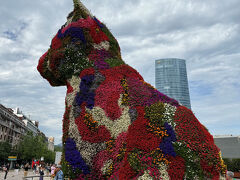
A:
[[155, 58, 191, 109]]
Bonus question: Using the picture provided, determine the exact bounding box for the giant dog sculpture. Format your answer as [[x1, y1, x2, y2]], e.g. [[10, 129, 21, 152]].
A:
[[37, 0, 226, 179]]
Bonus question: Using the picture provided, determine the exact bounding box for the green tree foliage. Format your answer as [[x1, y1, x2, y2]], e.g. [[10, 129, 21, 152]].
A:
[[0, 141, 12, 161], [16, 132, 55, 163], [223, 158, 240, 172], [54, 145, 63, 152]]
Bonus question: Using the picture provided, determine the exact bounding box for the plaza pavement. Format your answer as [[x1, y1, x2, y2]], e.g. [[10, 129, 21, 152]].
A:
[[0, 170, 51, 180]]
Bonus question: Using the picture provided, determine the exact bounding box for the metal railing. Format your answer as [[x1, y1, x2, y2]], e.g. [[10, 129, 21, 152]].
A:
[[22, 175, 70, 180], [22, 175, 51, 180]]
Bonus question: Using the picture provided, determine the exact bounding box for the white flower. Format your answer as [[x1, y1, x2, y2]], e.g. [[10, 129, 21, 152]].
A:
[[101, 159, 113, 175], [67, 102, 106, 167], [163, 103, 177, 129], [66, 76, 81, 106], [158, 163, 170, 180], [86, 94, 131, 139], [138, 171, 154, 180], [93, 41, 110, 50]]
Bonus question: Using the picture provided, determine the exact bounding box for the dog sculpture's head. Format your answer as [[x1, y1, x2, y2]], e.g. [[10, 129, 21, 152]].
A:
[[37, 0, 124, 86]]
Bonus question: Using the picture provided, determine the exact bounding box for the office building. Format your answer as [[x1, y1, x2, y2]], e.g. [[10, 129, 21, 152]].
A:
[[155, 58, 191, 109]]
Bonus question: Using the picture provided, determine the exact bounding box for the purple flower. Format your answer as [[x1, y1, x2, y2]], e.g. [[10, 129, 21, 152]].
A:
[[65, 138, 90, 174], [57, 27, 86, 44], [75, 75, 95, 109], [159, 122, 176, 157]]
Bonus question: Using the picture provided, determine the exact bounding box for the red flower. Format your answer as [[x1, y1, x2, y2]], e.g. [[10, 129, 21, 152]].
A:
[[167, 156, 185, 180], [126, 107, 162, 152], [51, 34, 62, 50], [66, 82, 74, 94], [37, 51, 48, 75], [62, 105, 71, 142], [79, 68, 95, 78], [174, 106, 222, 177], [49, 50, 64, 71], [89, 26, 109, 44], [119, 155, 137, 180], [75, 104, 111, 143]]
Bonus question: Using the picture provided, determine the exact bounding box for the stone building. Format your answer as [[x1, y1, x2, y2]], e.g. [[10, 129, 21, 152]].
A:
[[1, 104, 54, 150], [13, 108, 40, 136], [0, 104, 27, 146], [48, 136, 55, 151]]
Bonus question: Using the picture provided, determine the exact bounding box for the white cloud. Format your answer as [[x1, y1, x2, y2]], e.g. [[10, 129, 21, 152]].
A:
[[0, 0, 240, 144]]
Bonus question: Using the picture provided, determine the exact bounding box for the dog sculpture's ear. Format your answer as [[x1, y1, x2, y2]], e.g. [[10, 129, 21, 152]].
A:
[[37, 0, 92, 86], [37, 0, 122, 86]]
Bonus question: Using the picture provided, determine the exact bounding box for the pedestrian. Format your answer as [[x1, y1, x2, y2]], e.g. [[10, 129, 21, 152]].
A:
[[33, 163, 37, 174], [54, 165, 64, 180], [3, 163, 10, 180], [50, 164, 56, 179], [46, 164, 51, 176], [15, 163, 20, 175], [39, 166, 45, 180], [24, 163, 30, 177], [227, 171, 234, 180]]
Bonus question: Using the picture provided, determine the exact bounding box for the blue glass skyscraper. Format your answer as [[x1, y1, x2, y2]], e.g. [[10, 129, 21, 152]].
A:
[[155, 58, 191, 109]]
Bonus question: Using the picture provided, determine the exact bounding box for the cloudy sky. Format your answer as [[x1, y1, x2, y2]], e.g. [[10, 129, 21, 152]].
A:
[[0, 0, 239, 144]]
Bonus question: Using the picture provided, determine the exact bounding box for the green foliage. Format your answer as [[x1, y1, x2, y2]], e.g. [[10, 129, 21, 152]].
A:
[[54, 145, 63, 152], [101, 25, 121, 58], [72, 2, 88, 21], [59, 46, 93, 80], [0, 141, 12, 161], [223, 158, 240, 172], [42, 53, 66, 86], [128, 151, 143, 172], [173, 142, 205, 180], [145, 102, 165, 127], [105, 58, 124, 68], [16, 132, 55, 163]]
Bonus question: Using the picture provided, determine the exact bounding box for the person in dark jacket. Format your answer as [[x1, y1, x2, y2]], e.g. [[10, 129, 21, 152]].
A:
[[24, 163, 30, 177], [39, 166, 45, 180], [4, 163, 10, 180]]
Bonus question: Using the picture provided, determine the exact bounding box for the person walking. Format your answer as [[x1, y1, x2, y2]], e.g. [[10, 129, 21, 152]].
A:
[[33, 163, 37, 174], [54, 165, 64, 180], [50, 164, 56, 179], [15, 163, 20, 175], [3, 163, 10, 180], [24, 163, 30, 177], [39, 166, 45, 180]]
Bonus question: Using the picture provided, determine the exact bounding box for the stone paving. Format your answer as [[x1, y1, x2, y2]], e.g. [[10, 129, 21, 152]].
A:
[[0, 170, 51, 180]]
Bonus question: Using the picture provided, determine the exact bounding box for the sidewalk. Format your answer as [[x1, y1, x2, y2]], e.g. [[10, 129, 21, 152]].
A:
[[0, 170, 51, 180]]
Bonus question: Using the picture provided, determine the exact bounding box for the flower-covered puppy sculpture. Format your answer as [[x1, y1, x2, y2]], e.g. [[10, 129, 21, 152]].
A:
[[37, 0, 226, 179]]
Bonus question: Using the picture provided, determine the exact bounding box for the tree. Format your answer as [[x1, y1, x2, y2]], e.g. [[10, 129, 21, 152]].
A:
[[0, 141, 12, 162], [16, 132, 55, 163], [223, 158, 240, 172], [54, 145, 63, 152]]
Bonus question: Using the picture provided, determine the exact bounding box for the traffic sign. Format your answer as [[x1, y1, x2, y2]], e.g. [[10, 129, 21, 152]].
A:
[[8, 156, 17, 161]]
